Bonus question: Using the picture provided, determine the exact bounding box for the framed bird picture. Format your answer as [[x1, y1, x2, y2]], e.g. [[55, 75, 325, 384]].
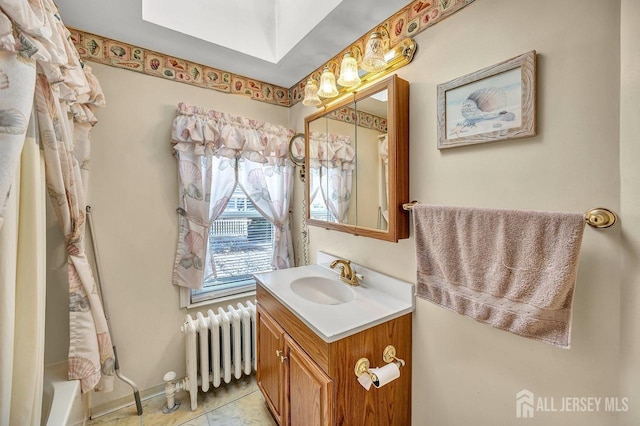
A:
[[437, 50, 537, 149]]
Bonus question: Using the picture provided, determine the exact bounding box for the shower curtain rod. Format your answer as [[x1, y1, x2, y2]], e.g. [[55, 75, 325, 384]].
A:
[[401, 201, 618, 229]]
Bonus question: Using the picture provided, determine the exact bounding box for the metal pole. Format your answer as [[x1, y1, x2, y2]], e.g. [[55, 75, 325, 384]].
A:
[[86, 206, 142, 416]]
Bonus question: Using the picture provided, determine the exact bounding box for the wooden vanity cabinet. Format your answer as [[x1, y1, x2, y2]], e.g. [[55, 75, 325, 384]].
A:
[[257, 308, 285, 424], [257, 308, 334, 426], [257, 284, 412, 426], [285, 334, 334, 426]]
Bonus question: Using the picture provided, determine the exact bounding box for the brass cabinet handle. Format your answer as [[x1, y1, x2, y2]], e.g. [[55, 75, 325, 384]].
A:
[[275, 349, 287, 362], [275, 349, 287, 363]]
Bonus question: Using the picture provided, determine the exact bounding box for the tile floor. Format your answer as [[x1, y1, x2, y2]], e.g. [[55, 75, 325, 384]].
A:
[[86, 375, 276, 425]]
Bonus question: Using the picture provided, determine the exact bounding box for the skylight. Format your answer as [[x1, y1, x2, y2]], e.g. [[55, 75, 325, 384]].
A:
[[142, 0, 344, 64]]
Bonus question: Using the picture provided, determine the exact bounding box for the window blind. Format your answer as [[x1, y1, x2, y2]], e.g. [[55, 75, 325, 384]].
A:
[[191, 188, 275, 303]]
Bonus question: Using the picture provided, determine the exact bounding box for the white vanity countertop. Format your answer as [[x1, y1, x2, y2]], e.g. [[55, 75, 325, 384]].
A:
[[253, 252, 415, 343]]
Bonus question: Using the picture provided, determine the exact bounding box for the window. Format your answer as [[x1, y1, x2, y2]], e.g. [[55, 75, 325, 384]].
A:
[[310, 191, 337, 223], [189, 186, 275, 304]]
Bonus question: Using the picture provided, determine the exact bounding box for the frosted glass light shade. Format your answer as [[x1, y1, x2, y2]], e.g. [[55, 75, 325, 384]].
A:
[[302, 79, 321, 107], [337, 53, 361, 87], [361, 32, 387, 73], [317, 66, 339, 98]]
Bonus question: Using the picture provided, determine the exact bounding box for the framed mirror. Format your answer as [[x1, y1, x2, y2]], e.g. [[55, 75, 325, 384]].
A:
[[304, 74, 409, 242]]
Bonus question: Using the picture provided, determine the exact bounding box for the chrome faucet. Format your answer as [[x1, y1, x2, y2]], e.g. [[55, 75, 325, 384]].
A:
[[330, 259, 363, 286]]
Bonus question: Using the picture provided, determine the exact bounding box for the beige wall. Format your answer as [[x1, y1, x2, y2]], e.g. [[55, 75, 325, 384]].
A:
[[354, 124, 385, 230], [44, 63, 290, 408], [619, 0, 640, 425], [44, 0, 637, 423], [293, 0, 624, 425]]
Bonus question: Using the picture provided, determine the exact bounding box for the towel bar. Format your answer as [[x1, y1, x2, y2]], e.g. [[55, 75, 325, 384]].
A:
[[402, 201, 618, 229]]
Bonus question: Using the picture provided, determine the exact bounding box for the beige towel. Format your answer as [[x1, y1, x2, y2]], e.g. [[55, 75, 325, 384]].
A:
[[414, 204, 585, 348]]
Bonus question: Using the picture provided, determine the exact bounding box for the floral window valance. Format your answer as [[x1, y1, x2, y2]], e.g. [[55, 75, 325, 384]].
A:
[[304, 131, 355, 170], [172, 103, 291, 163]]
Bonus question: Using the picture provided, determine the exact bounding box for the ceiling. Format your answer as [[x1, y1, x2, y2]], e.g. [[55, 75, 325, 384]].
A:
[[55, 0, 412, 88]]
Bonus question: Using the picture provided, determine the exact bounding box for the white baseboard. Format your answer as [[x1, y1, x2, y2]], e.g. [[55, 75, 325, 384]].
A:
[[87, 382, 167, 420]]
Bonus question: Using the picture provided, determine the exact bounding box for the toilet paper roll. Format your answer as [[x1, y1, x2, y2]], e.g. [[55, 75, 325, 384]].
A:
[[370, 363, 400, 388], [357, 372, 373, 391]]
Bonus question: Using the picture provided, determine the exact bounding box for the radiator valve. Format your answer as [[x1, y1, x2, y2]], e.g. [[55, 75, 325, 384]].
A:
[[162, 371, 182, 414]]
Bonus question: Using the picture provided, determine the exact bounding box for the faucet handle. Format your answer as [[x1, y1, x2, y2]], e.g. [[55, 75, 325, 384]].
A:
[[349, 272, 364, 286]]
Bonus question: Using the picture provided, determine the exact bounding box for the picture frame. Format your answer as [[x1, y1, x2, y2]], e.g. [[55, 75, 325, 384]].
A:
[[437, 50, 536, 149]]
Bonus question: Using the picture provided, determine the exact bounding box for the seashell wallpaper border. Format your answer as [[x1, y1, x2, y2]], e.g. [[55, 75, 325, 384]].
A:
[[327, 107, 388, 133], [68, 0, 475, 111], [69, 29, 292, 107], [289, 0, 477, 106]]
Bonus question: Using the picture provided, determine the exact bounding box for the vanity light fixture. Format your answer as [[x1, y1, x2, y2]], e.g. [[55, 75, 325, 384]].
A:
[[302, 78, 322, 106], [317, 66, 339, 98], [337, 53, 361, 87], [306, 37, 416, 109], [361, 32, 387, 73]]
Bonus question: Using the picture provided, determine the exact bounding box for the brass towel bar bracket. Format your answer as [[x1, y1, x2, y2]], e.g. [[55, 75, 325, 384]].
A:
[[402, 201, 618, 229]]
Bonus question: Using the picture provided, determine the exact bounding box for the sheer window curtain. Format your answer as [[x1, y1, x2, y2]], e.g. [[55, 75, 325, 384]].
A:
[[237, 127, 294, 269], [309, 132, 355, 223], [306, 134, 322, 205], [172, 103, 295, 289]]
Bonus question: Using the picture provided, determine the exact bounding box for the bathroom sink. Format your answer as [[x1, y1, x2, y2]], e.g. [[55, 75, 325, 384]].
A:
[[254, 256, 415, 342], [290, 276, 355, 305]]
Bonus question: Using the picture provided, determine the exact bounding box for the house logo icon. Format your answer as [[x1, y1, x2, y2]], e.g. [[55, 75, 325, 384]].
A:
[[516, 389, 535, 418]]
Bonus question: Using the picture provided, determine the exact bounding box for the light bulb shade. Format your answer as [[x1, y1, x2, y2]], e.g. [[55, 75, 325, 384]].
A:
[[317, 67, 339, 98], [337, 53, 361, 87], [361, 32, 387, 73], [302, 79, 321, 106]]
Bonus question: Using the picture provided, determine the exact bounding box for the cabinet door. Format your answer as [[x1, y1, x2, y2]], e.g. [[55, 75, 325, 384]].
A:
[[257, 308, 285, 424], [284, 335, 334, 426]]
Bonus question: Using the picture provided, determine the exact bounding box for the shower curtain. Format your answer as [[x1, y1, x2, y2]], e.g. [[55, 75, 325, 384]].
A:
[[0, 117, 46, 426], [35, 70, 115, 393], [0, 1, 114, 422]]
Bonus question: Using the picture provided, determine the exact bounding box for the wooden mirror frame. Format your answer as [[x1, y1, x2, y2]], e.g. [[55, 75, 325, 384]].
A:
[[304, 74, 409, 242]]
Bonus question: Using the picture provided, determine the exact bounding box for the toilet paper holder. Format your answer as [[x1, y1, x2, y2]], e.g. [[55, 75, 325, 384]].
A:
[[382, 345, 405, 368], [354, 345, 405, 382]]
